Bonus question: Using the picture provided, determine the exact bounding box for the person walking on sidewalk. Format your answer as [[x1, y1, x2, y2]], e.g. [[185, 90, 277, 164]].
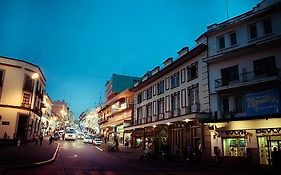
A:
[[39, 134, 43, 146], [34, 133, 39, 146], [49, 135, 53, 146]]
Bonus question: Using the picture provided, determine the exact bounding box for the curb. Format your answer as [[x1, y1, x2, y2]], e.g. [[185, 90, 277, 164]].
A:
[[1, 142, 60, 170]]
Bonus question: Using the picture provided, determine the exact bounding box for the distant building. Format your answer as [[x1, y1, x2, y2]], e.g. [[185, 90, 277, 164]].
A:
[[98, 89, 134, 145], [80, 107, 100, 135], [41, 93, 53, 136], [105, 74, 140, 101], [0, 56, 46, 140], [197, 0, 281, 167], [51, 100, 69, 130]]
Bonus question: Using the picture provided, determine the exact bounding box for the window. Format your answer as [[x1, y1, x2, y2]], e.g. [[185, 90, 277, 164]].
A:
[[165, 95, 170, 112], [254, 56, 276, 76], [146, 87, 152, 100], [181, 68, 186, 83], [153, 84, 156, 96], [222, 98, 229, 113], [157, 98, 164, 120], [249, 24, 257, 40], [153, 101, 156, 116], [157, 80, 164, 95], [171, 92, 180, 116], [171, 72, 180, 88], [230, 32, 237, 46], [188, 85, 199, 112], [0, 69, 4, 86], [137, 107, 143, 124], [235, 95, 244, 113], [263, 18, 272, 35], [146, 103, 152, 123], [223, 138, 247, 157], [137, 93, 142, 104], [181, 89, 186, 107], [23, 75, 33, 91], [221, 65, 239, 86], [218, 35, 225, 49], [165, 77, 170, 90], [22, 93, 31, 108], [142, 90, 146, 101], [187, 62, 198, 81]]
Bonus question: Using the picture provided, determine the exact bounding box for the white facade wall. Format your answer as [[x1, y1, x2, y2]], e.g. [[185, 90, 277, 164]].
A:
[[0, 57, 45, 139], [134, 50, 209, 124]]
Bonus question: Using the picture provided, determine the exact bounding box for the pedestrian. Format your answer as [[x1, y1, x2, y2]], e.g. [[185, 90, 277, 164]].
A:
[[39, 134, 43, 146], [272, 147, 278, 170], [214, 147, 221, 163], [125, 139, 129, 148], [49, 135, 53, 146]]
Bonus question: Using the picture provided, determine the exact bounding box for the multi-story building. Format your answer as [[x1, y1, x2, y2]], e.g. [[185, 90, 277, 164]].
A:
[[41, 93, 53, 136], [0, 56, 45, 140], [99, 89, 134, 145], [51, 100, 68, 131], [80, 107, 101, 135], [124, 44, 211, 158], [196, 0, 281, 166]]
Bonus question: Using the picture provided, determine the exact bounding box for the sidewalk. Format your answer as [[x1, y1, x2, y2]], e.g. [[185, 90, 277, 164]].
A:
[[0, 139, 59, 170]]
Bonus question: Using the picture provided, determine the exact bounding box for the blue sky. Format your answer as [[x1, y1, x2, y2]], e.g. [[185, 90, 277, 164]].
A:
[[0, 0, 261, 117]]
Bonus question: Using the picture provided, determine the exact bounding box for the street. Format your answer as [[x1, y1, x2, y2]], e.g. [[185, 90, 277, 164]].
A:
[[1, 140, 269, 175]]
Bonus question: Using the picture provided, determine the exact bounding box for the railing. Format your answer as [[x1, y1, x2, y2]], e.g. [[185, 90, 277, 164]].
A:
[[215, 67, 280, 88], [185, 103, 201, 114], [23, 84, 33, 92]]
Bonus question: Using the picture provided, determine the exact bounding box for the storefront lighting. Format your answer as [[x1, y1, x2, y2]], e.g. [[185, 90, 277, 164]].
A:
[[183, 119, 191, 123], [166, 122, 171, 126], [153, 125, 157, 128]]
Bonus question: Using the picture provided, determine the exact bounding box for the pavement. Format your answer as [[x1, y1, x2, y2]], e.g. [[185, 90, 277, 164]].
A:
[[0, 140, 278, 175], [0, 139, 60, 170]]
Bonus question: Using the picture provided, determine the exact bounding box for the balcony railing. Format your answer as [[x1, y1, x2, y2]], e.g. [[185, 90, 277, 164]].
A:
[[215, 67, 280, 88], [185, 103, 201, 114]]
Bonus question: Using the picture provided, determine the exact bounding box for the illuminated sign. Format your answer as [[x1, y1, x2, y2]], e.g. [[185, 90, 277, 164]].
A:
[[256, 128, 281, 136], [246, 89, 281, 116]]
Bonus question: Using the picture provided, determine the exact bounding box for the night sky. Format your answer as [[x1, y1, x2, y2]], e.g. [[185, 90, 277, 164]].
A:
[[0, 0, 261, 117]]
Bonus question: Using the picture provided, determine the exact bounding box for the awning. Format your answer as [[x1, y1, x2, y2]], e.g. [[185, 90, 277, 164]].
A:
[[124, 113, 206, 131]]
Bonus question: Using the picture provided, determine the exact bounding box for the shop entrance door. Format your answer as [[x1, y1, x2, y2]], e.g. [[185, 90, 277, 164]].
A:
[[258, 136, 281, 165]]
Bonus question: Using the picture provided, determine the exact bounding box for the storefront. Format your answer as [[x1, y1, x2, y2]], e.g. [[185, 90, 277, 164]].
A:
[[257, 128, 281, 165]]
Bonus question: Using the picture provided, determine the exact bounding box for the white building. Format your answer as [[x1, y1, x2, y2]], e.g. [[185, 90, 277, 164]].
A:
[[125, 44, 211, 158], [0, 56, 46, 140], [196, 0, 281, 166]]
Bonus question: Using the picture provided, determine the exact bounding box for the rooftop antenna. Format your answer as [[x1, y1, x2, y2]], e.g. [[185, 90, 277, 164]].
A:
[[225, 0, 229, 20]]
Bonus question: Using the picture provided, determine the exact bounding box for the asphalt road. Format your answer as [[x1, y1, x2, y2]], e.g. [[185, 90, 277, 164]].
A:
[[2, 140, 272, 175]]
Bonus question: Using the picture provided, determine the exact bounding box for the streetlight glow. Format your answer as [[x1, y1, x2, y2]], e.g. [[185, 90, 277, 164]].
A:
[[32, 73, 39, 79]]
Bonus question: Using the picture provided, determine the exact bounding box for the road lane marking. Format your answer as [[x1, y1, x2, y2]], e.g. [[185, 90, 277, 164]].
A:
[[93, 146, 103, 151]]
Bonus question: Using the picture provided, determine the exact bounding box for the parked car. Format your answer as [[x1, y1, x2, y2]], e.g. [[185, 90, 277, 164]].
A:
[[83, 135, 93, 144], [52, 132, 60, 141], [93, 137, 102, 145]]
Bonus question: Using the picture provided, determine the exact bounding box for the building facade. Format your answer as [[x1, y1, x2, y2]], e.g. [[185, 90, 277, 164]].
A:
[[0, 56, 46, 140], [99, 89, 134, 145], [196, 0, 281, 166], [41, 93, 53, 136], [51, 100, 68, 131], [124, 44, 211, 159]]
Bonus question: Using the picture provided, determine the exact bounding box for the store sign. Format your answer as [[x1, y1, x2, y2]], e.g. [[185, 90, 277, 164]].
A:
[[256, 128, 281, 136], [224, 130, 246, 137], [246, 89, 281, 116], [2, 121, 10, 125]]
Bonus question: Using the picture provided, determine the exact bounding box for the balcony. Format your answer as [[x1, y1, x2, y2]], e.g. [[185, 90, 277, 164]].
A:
[[185, 103, 201, 114], [98, 118, 108, 125], [23, 84, 33, 92], [215, 67, 281, 92], [21, 102, 31, 109]]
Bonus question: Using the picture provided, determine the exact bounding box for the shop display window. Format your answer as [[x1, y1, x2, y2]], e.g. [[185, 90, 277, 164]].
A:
[[223, 138, 247, 157]]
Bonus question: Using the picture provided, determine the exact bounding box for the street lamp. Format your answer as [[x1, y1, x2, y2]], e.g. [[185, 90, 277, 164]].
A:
[[31, 73, 39, 136]]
